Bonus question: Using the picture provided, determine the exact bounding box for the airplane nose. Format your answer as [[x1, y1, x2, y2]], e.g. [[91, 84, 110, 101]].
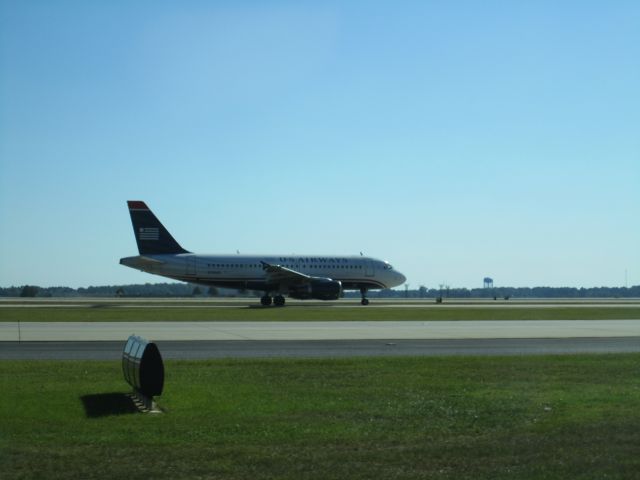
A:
[[397, 271, 407, 285]]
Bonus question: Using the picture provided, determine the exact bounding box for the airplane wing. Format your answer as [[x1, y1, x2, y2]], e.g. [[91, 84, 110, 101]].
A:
[[260, 261, 342, 301], [261, 261, 310, 286]]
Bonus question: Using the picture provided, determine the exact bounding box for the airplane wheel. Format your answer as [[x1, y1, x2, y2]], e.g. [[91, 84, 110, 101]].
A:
[[260, 295, 273, 306], [361, 298, 369, 306], [274, 295, 286, 306]]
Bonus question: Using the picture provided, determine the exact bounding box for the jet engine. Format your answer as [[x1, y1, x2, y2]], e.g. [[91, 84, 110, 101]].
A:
[[289, 278, 342, 300]]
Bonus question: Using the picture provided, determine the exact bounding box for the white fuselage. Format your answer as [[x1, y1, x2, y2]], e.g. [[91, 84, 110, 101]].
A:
[[120, 253, 406, 292]]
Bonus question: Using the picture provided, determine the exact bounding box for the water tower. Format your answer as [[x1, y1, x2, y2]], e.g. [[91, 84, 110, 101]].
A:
[[483, 277, 493, 289]]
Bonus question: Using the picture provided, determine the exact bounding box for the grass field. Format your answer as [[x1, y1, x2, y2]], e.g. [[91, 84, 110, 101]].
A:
[[1, 305, 640, 322], [2, 355, 640, 479]]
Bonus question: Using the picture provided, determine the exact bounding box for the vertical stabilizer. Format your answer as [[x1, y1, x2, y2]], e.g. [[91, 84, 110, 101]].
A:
[[127, 201, 189, 254]]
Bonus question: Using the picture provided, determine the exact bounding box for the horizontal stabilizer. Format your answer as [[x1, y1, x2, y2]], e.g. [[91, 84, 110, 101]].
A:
[[120, 255, 166, 270]]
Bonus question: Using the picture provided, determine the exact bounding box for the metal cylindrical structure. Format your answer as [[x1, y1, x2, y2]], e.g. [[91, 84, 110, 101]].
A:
[[122, 335, 164, 397]]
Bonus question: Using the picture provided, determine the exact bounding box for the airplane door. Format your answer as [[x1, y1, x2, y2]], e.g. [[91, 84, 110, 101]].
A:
[[186, 256, 196, 276], [365, 260, 375, 277]]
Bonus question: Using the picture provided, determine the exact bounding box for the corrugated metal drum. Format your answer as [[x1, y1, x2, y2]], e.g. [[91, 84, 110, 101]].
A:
[[122, 335, 164, 397]]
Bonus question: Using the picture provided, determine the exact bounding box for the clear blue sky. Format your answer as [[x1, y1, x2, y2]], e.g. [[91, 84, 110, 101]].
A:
[[1, 1, 638, 289]]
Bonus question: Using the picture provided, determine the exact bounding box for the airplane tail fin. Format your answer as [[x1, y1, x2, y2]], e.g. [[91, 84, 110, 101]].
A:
[[127, 201, 189, 255]]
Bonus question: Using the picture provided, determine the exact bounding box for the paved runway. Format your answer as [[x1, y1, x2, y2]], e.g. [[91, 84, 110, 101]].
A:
[[3, 298, 639, 307], [1, 320, 639, 359], [2, 320, 640, 341], [2, 337, 640, 360]]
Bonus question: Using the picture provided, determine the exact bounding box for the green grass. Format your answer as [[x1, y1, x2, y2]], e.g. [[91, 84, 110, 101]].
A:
[[1, 306, 639, 322], [2, 355, 640, 479]]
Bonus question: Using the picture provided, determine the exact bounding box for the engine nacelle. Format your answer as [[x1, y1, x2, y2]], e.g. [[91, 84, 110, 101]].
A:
[[288, 278, 342, 300]]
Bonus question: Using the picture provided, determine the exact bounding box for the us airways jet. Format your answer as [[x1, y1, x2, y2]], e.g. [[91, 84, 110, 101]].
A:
[[120, 201, 406, 306]]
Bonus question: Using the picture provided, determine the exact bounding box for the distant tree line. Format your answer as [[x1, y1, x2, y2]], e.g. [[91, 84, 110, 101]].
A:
[[1, 283, 639, 298], [0, 283, 240, 298], [344, 285, 640, 299]]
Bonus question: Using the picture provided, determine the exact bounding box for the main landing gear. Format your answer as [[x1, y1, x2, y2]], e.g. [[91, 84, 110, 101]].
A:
[[260, 295, 286, 307], [360, 287, 369, 306], [260, 295, 272, 306]]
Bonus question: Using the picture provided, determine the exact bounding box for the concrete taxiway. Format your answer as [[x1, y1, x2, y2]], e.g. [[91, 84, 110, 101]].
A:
[[2, 337, 640, 360], [3, 298, 639, 358], [3, 299, 638, 359], [2, 320, 640, 342]]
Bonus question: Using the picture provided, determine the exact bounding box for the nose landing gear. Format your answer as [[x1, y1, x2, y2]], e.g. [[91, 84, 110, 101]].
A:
[[360, 287, 369, 306]]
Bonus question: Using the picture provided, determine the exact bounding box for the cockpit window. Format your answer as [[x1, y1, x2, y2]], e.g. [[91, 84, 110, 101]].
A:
[[383, 262, 393, 270]]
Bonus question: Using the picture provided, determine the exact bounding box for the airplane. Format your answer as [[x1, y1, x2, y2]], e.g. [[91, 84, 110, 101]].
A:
[[120, 201, 406, 306]]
